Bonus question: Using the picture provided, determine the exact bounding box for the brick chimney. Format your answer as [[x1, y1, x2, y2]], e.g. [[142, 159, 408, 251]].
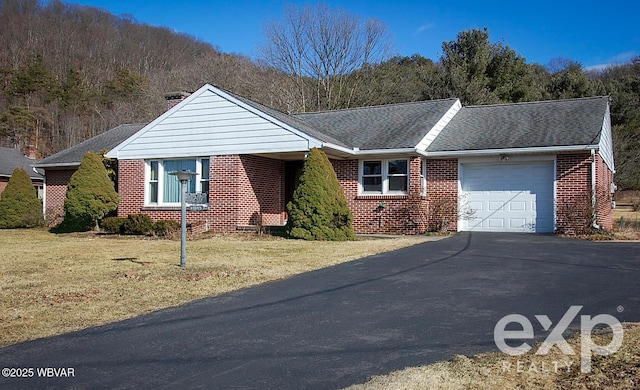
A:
[[163, 91, 191, 110], [23, 145, 38, 159]]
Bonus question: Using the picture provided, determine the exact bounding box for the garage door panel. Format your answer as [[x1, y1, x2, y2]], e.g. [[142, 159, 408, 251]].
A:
[[488, 201, 504, 211], [461, 162, 554, 233], [488, 219, 505, 228], [509, 201, 526, 211]]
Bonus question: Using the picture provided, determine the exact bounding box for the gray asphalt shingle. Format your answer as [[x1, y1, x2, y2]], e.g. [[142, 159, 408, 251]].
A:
[[427, 96, 608, 152], [0, 147, 43, 179], [293, 99, 459, 150], [37, 124, 146, 167]]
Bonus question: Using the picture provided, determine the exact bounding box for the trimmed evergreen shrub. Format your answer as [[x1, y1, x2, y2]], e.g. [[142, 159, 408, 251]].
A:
[[153, 220, 181, 237], [286, 148, 355, 240], [0, 168, 43, 228], [123, 214, 154, 235], [63, 151, 119, 231], [101, 216, 127, 234]]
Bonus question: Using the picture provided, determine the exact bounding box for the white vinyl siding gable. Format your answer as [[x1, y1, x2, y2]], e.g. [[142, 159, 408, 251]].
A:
[[598, 103, 615, 172], [108, 85, 317, 160]]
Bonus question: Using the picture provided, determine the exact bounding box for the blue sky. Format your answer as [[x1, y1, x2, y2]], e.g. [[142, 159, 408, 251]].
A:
[[67, 0, 639, 71]]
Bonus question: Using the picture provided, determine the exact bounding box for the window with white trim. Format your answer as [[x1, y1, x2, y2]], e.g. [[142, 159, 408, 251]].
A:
[[146, 158, 210, 205], [421, 158, 427, 196], [359, 159, 409, 195]]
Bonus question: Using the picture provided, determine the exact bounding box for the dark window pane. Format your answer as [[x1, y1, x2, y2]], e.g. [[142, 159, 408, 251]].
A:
[[363, 161, 381, 175], [363, 176, 382, 192], [149, 182, 158, 203], [201, 182, 209, 197], [389, 176, 407, 192], [150, 161, 158, 180], [388, 160, 407, 175], [201, 158, 210, 180]]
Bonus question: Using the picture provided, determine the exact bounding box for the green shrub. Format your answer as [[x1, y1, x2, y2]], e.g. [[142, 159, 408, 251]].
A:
[[101, 216, 127, 234], [0, 168, 44, 228], [63, 151, 119, 231], [153, 220, 181, 237], [286, 148, 355, 241], [123, 214, 154, 235]]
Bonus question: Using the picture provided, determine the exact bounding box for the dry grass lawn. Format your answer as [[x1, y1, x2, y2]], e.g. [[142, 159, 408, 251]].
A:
[[346, 323, 640, 390], [612, 190, 640, 239], [0, 229, 433, 347]]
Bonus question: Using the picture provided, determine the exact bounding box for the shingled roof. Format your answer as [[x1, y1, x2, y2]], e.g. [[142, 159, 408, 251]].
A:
[[0, 147, 43, 180], [293, 99, 459, 150], [37, 124, 146, 168], [225, 91, 349, 148], [427, 96, 609, 152]]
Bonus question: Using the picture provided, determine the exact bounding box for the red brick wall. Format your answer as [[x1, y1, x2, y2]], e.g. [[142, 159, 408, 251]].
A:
[[556, 153, 593, 234], [116, 155, 286, 233], [43, 169, 75, 225], [237, 155, 286, 227], [332, 156, 429, 234], [426, 159, 459, 232], [595, 153, 614, 230]]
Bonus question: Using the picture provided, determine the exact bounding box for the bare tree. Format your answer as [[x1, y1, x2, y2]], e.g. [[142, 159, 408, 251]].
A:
[[260, 2, 392, 112]]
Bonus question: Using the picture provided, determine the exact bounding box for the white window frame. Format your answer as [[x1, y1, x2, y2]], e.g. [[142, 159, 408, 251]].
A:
[[421, 158, 427, 196], [145, 158, 210, 206], [359, 159, 410, 195]]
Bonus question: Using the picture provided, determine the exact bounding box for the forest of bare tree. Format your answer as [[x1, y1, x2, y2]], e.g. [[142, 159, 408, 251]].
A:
[[1, 0, 639, 188]]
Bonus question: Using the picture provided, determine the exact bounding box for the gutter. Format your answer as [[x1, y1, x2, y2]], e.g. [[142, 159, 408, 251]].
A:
[[34, 162, 81, 169], [421, 144, 599, 158], [321, 143, 416, 156]]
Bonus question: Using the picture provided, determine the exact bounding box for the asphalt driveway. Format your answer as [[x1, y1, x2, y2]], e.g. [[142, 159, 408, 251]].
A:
[[1, 232, 639, 389]]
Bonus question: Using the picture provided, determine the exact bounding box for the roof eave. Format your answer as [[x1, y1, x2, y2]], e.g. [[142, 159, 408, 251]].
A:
[[422, 144, 599, 158], [34, 162, 80, 169]]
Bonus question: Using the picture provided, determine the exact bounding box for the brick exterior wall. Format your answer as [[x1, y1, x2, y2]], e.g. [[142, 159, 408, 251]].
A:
[[555, 152, 614, 233], [116, 155, 286, 233], [90, 151, 615, 236], [0, 179, 7, 197], [43, 169, 75, 225], [332, 156, 443, 234], [425, 159, 459, 232], [595, 153, 614, 230]]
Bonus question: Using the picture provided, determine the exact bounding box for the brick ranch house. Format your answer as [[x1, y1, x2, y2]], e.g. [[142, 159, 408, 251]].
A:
[[39, 83, 615, 234]]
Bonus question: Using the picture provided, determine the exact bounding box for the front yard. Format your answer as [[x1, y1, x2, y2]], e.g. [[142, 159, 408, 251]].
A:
[[0, 229, 431, 347]]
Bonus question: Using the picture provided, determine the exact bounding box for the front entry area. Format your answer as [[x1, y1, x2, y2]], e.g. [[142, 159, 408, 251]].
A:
[[460, 161, 555, 232]]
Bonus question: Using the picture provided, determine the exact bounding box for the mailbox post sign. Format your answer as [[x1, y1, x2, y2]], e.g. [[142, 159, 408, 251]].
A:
[[168, 170, 197, 268]]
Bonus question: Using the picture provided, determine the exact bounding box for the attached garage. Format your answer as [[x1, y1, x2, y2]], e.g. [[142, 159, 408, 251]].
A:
[[460, 161, 555, 233]]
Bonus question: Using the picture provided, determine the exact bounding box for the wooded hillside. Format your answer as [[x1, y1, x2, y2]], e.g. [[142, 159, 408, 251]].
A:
[[1, 0, 639, 189]]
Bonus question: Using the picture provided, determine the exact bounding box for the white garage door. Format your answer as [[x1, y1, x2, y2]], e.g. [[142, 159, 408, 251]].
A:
[[460, 162, 554, 233]]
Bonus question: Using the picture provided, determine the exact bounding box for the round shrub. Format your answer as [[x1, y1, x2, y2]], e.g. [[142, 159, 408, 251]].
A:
[[123, 214, 154, 235], [101, 217, 127, 234], [0, 168, 43, 228]]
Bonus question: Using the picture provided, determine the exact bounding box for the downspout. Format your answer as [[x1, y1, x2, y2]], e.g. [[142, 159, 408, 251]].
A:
[[591, 149, 600, 229], [42, 174, 47, 220]]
